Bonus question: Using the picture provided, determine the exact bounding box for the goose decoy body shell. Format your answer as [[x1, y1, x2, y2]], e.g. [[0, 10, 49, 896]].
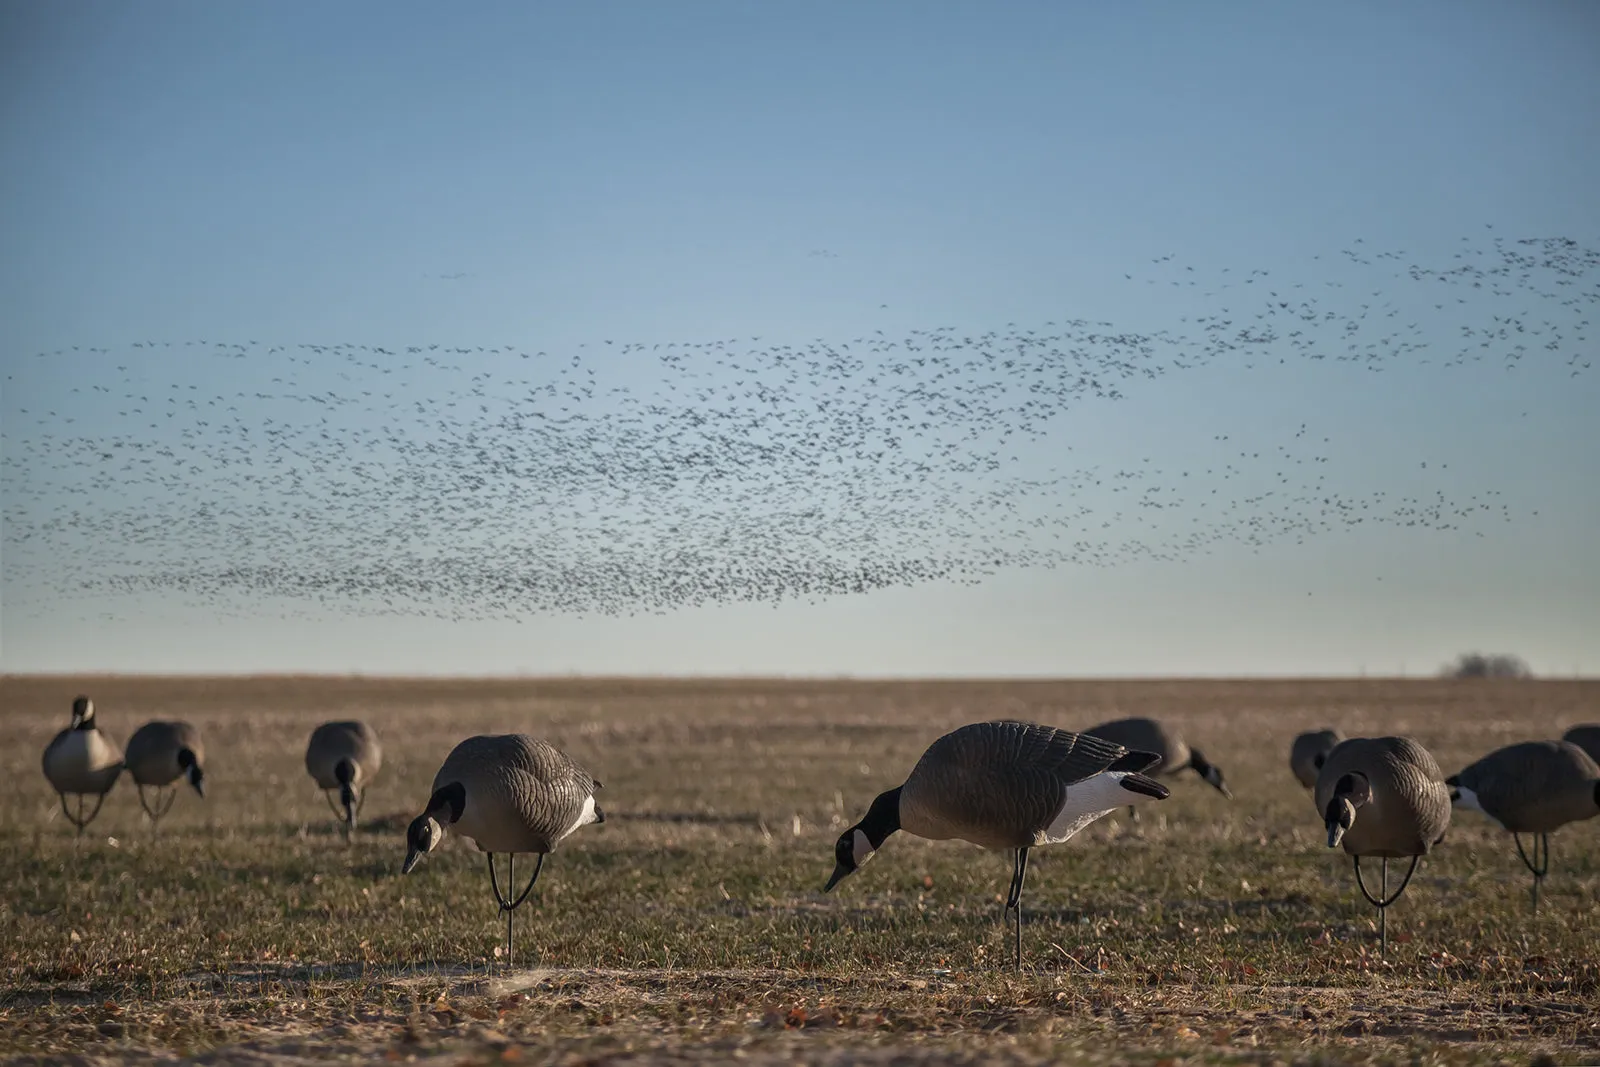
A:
[[1084, 716, 1230, 797], [42, 696, 123, 797], [1083, 717, 1189, 774], [1315, 736, 1450, 858], [305, 720, 383, 790], [413, 734, 603, 858], [1449, 740, 1600, 834], [893, 720, 1162, 850], [1290, 728, 1344, 789], [125, 720, 205, 791], [1561, 724, 1600, 767]]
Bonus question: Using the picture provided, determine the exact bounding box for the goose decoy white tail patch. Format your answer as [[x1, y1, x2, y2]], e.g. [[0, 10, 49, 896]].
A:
[[1316, 736, 1451, 953], [41, 696, 124, 835], [1447, 739, 1600, 911], [305, 720, 383, 837], [124, 720, 205, 829], [824, 719, 1169, 972], [402, 734, 604, 967]]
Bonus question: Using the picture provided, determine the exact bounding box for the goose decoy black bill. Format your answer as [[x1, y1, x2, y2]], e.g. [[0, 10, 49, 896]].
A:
[[402, 734, 604, 968], [1084, 716, 1232, 812], [124, 720, 205, 829], [305, 720, 383, 836], [1290, 728, 1344, 789], [1561, 724, 1600, 766], [1316, 736, 1450, 953], [1447, 740, 1600, 911], [824, 719, 1169, 972], [41, 696, 124, 835]]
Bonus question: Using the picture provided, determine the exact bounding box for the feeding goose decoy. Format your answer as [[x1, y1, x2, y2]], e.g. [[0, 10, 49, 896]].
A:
[[824, 719, 1169, 972], [1447, 740, 1600, 911], [305, 720, 383, 837], [1316, 736, 1451, 953], [402, 734, 604, 967], [1084, 716, 1232, 815], [1290, 728, 1344, 789], [1561, 724, 1600, 766], [41, 696, 124, 835], [124, 720, 205, 829]]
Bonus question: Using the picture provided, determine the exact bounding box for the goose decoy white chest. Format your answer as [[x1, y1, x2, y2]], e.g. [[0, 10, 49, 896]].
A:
[[41, 696, 124, 835], [124, 720, 205, 827], [403, 734, 604, 966], [825, 719, 1169, 971]]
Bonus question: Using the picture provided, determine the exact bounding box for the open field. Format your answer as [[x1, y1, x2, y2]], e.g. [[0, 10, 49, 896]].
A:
[[2, 675, 1597, 1065]]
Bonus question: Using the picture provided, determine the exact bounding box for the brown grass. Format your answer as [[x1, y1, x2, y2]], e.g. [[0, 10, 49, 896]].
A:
[[2, 674, 1597, 1065]]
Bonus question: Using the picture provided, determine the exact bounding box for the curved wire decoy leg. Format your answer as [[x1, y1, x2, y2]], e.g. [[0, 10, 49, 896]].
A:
[[322, 790, 353, 841], [1513, 832, 1550, 912], [61, 792, 107, 836], [138, 785, 177, 830], [487, 852, 545, 968], [1353, 855, 1420, 955], [1004, 847, 1030, 974]]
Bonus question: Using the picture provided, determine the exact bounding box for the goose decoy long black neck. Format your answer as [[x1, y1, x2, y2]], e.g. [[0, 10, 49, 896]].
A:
[[177, 747, 204, 797], [825, 787, 902, 892], [335, 758, 359, 829], [71, 696, 94, 729], [1188, 748, 1232, 799]]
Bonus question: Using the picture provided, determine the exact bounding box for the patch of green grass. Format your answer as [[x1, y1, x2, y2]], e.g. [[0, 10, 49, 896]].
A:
[[1, 675, 1597, 1063]]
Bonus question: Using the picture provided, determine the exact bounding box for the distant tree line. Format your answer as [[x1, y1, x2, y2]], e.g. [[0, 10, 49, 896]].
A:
[[1441, 652, 1534, 679]]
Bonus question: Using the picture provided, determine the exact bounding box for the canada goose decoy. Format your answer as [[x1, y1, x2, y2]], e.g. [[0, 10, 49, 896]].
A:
[[1290, 728, 1344, 789], [124, 721, 206, 829], [1084, 717, 1232, 816], [305, 721, 383, 837], [1447, 740, 1600, 911], [402, 734, 604, 967], [41, 696, 124, 835], [1561, 724, 1600, 766], [824, 720, 1170, 972], [1316, 736, 1450, 953]]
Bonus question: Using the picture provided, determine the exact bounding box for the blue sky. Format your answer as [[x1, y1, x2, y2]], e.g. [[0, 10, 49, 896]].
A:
[[2, 0, 1597, 676]]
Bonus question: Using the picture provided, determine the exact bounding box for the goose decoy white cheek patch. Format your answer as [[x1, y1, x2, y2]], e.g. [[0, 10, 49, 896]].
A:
[[851, 829, 877, 867]]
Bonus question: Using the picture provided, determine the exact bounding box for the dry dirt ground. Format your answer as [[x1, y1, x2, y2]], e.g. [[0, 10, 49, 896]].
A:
[[1, 675, 1597, 1066]]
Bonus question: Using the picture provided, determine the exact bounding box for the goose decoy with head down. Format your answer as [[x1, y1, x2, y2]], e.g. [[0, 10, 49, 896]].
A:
[[403, 734, 604, 967], [1290, 728, 1344, 789], [305, 720, 383, 837], [824, 719, 1169, 972], [1561, 724, 1600, 766], [41, 696, 124, 835], [1084, 716, 1232, 816], [1447, 740, 1600, 911], [1316, 736, 1450, 953], [124, 720, 205, 829]]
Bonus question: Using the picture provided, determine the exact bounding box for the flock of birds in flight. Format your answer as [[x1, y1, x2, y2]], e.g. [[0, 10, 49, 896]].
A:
[[41, 696, 1600, 970], [3, 232, 1595, 622]]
